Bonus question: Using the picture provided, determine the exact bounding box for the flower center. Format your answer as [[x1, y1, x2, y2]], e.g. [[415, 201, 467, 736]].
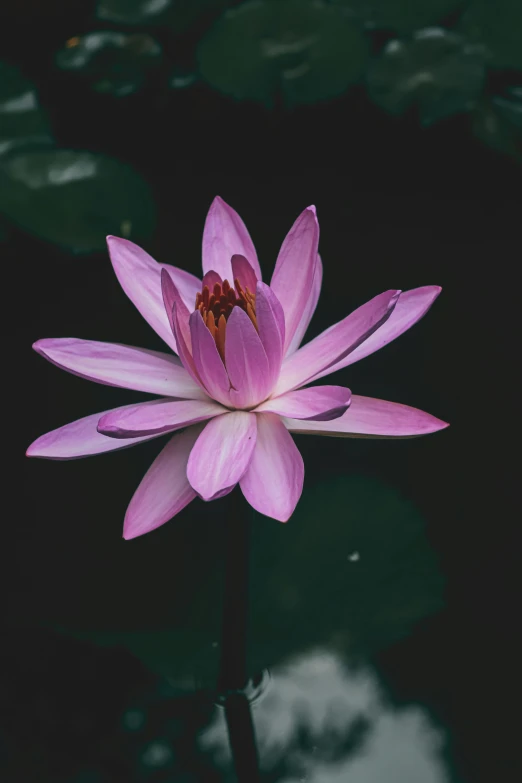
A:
[[195, 278, 257, 362]]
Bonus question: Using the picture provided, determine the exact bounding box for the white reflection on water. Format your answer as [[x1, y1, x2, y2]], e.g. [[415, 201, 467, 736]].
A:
[[199, 649, 449, 782]]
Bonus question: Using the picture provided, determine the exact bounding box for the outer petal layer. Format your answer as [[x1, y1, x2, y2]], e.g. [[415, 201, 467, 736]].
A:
[[202, 196, 261, 282], [270, 206, 319, 355], [33, 338, 206, 399], [309, 286, 442, 381], [187, 412, 257, 500], [225, 306, 271, 409], [285, 253, 323, 356], [240, 413, 304, 522], [97, 398, 225, 438], [255, 282, 285, 389], [107, 236, 200, 353], [256, 385, 351, 421], [274, 289, 400, 396], [123, 425, 202, 540], [190, 310, 231, 406], [26, 405, 161, 460], [283, 395, 449, 438]]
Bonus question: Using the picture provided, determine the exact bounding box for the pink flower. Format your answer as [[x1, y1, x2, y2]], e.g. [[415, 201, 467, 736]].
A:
[[27, 198, 448, 538]]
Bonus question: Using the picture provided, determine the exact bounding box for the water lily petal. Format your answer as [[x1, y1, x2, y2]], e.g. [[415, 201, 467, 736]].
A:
[[231, 254, 258, 293], [33, 337, 206, 399], [274, 289, 400, 396], [255, 281, 285, 388], [26, 405, 161, 460], [226, 306, 271, 408], [309, 286, 442, 381], [202, 196, 261, 281], [107, 236, 200, 352], [240, 413, 304, 522], [270, 206, 319, 355], [123, 425, 202, 540], [202, 270, 222, 289], [98, 398, 225, 438], [256, 385, 351, 421], [285, 253, 323, 356], [189, 310, 231, 406], [284, 395, 449, 438], [161, 268, 192, 349], [187, 411, 257, 500]]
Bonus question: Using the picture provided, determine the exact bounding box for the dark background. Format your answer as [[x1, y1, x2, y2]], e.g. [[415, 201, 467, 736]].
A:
[[3, 1, 521, 781]]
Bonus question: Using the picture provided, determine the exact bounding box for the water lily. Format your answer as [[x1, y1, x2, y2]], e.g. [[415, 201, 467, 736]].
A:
[[27, 198, 448, 538]]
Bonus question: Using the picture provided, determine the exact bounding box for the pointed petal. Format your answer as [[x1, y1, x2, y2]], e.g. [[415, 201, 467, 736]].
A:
[[256, 281, 285, 389], [270, 206, 319, 354], [187, 412, 257, 500], [240, 413, 304, 522], [225, 306, 271, 409], [97, 398, 225, 438], [26, 405, 161, 460], [274, 290, 400, 396], [33, 337, 206, 399], [189, 310, 231, 406], [286, 253, 323, 356], [123, 426, 202, 540], [231, 254, 257, 293], [310, 286, 443, 381], [161, 268, 192, 350], [256, 385, 351, 421], [284, 394, 449, 438], [171, 302, 202, 386], [202, 196, 261, 281], [107, 236, 200, 353], [202, 270, 222, 289]]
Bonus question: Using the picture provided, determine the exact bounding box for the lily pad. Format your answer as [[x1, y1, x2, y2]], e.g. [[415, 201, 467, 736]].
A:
[[55, 31, 163, 97], [0, 61, 54, 158], [97, 0, 231, 32], [331, 0, 465, 34], [0, 149, 156, 253], [366, 28, 486, 125], [460, 0, 522, 70], [473, 96, 522, 164], [197, 0, 369, 107]]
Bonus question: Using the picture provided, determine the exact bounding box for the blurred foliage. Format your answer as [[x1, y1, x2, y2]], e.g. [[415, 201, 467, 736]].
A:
[[55, 31, 163, 97], [473, 93, 522, 163], [52, 475, 443, 684], [197, 0, 369, 107], [331, 0, 466, 34], [366, 28, 486, 125], [460, 0, 522, 69], [0, 62, 54, 158], [0, 149, 156, 252], [97, 0, 231, 33]]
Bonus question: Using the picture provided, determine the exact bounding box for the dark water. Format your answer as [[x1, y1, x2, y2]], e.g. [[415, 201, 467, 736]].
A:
[[3, 2, 521, 781]]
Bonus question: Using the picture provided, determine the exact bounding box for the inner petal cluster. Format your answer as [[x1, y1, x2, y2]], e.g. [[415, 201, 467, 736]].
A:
[[195, 278, 257, 361]]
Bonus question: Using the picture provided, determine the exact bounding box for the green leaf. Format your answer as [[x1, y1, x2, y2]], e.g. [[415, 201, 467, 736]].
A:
[[55, 31, 163, 97], [460, 0, 522, 70], [473, 95, 522, 164], [0, 61, 54, 158], [0, 149, 156, 253], [97, 0, 231, 32], [366, 28, 486, 125], [197, 0, 369, 107], [331, 0, 466, 34]]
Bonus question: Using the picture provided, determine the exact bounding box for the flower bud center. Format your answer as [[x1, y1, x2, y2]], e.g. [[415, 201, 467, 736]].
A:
[[195, 278, 257, 362]]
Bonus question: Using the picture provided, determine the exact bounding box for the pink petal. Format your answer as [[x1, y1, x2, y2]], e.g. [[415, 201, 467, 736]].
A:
[[283, 394, 449, 438], [202, 270, 222, 289], [171, 302, 201, 386], [256, 385, 351, 421], [270, 206, 319, 355], [97, 398, 225, 438], [187, 412, 257, 500], [161, 268, 192, 350], [26, 405, 161, 460], [123, 425, 202, 540], [231, 254, 257, 293], [255, 282, 285, 389], [225, 306, 271, 409], [190, 310, 231, 406], [285, 253, 323, 356], [310, 286, 443, 381], [274, 289, 400, 396], [240, 413, 304, 522], [33, 337, 206, 399], [107, 236, 200, 353], [202, 196, 261, 281]]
